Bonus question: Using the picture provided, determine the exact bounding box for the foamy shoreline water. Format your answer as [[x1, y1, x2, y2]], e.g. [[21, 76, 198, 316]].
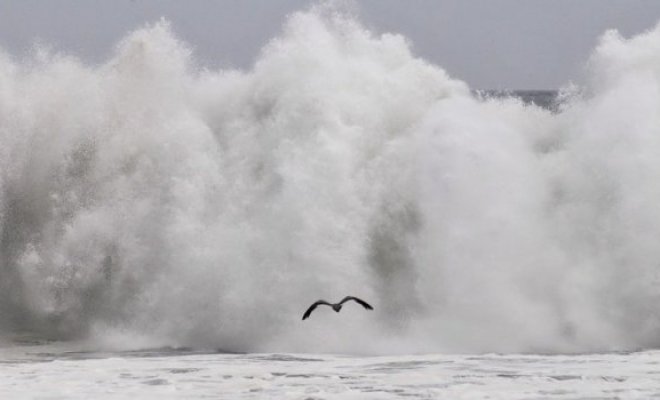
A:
[[1, 343, 659, 399]]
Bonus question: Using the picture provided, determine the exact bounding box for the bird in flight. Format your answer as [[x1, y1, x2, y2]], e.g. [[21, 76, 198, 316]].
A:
[[302, 296, 374, 320]]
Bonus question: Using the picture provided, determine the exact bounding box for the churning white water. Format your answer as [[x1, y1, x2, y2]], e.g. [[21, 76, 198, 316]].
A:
[[3, 344, 660, 399], [2, 7, 660, 356]]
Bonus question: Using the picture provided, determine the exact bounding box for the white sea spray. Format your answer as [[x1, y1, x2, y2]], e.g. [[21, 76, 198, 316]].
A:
[[1, 8, 660, 354]]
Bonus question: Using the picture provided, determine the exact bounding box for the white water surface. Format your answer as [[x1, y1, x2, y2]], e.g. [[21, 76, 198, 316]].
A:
[[1, 342, 660, 399]]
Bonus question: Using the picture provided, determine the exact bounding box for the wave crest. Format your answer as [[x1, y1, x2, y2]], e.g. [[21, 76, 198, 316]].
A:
[[1, 9, 660, 354]]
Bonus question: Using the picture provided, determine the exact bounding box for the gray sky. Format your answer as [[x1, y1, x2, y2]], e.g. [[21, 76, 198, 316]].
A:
[[1, 1, 660, 89]]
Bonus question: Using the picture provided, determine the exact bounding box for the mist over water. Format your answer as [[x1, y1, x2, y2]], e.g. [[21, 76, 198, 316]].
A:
[[2, 7, 660, 354]]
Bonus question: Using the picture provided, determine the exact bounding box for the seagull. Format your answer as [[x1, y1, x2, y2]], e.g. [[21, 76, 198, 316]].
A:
[[302, 296, 374, 320]]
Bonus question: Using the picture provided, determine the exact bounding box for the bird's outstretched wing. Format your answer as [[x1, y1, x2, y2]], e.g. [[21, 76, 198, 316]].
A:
[[302, 300, 332, 320], [339, 296, 374, 310]]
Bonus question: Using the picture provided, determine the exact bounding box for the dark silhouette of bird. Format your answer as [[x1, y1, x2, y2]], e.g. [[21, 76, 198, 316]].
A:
[[302, 296, 373, 320]]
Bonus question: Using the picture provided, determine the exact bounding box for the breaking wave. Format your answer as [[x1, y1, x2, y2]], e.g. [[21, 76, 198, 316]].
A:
[[2, 6, 660, 354]]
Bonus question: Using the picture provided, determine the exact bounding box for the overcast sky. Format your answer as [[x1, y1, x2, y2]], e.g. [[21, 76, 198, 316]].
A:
[[1, 0, 660, 89]]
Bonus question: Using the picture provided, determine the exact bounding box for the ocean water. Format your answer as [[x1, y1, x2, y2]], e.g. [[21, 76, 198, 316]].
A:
[[2, 342, 660, 399], [475, 90, 560, 111], [3, 5, 660, 398]]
